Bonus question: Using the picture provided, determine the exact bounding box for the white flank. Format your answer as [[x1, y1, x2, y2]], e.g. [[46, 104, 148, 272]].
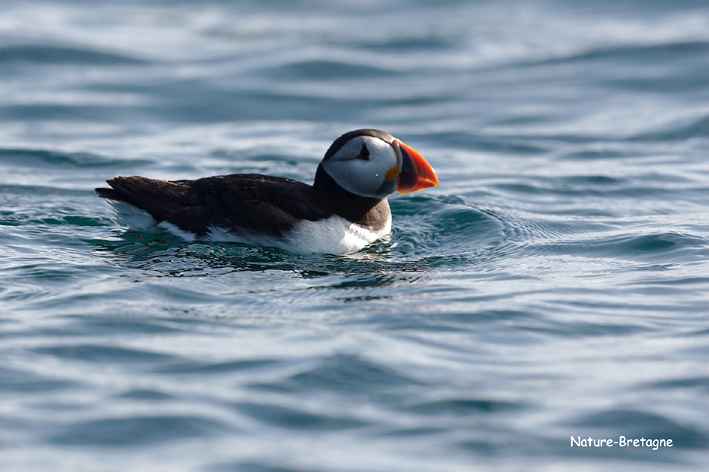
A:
[[206, 215, 391, 255], [285, 215, 392, 255], [160, 222, 197, 241], [108, 201, 158, 229], [109, 202, 390, 254]]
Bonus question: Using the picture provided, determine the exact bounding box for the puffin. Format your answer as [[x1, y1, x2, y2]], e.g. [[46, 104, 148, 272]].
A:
[[96, 129, 438, 255]]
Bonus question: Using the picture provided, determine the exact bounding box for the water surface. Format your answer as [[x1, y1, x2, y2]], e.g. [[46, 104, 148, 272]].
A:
[[1, 1, 708, 471]]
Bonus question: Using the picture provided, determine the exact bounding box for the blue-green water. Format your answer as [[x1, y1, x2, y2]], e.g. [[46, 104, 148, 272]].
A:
[[1, 1, 708, 471]]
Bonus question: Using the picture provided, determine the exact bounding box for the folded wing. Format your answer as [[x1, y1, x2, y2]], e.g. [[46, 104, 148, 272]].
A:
[[96, 174, 333, 237]]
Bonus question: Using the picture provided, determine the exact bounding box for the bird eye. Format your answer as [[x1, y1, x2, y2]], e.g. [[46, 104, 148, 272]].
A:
[[357, 143, 370, 161]]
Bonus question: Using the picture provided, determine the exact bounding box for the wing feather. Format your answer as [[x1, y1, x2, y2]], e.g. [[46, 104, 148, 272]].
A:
[[96, 174, 332, 237]]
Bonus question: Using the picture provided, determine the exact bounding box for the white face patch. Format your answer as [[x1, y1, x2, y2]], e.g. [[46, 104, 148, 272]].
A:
[[320, 136, 398, 198]]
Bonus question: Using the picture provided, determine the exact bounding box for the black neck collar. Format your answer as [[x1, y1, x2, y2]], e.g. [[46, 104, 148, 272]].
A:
[[313, 165, 391, 231]]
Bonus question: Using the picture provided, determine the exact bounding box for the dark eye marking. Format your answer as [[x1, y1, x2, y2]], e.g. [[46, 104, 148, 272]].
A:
[[357, 143, 370, 161]]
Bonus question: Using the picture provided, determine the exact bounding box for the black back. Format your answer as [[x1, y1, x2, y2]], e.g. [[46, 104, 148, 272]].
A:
[[97, 174, 330, 237]]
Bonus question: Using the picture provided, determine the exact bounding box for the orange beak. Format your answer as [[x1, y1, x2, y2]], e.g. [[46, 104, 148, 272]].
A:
[[390, 139, 439, 194]]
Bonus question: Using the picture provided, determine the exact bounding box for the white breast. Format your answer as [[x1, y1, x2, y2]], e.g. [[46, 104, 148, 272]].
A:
[[206, 215, 391, 255], [284, 215, 392, 255]]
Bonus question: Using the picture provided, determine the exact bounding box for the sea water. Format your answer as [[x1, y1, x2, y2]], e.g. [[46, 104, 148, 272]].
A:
[[1, 1, 708, 471]]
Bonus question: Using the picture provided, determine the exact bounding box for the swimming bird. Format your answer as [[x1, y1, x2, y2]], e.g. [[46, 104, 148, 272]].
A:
[[96, 129, 438, 254]]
